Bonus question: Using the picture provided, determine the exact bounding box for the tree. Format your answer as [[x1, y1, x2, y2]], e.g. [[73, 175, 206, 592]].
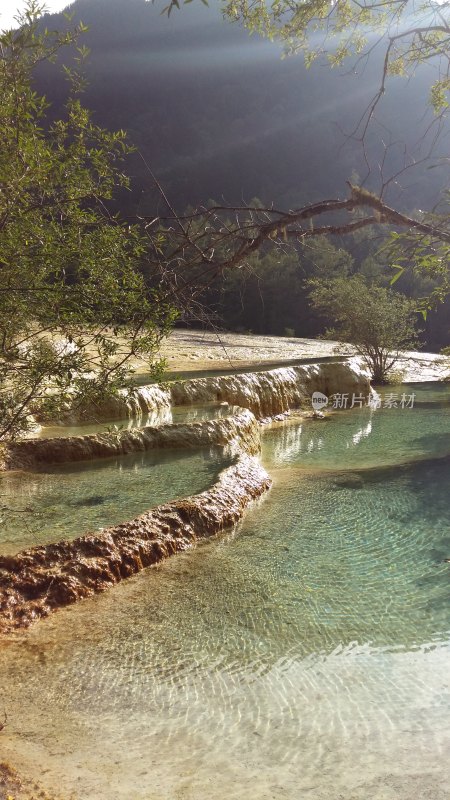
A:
[[308, 275, 419, 382], [160, 0, 450, 129], [223, 0, 450, 117], [0, 2, 177, 441], [156, 0, 450, 317]]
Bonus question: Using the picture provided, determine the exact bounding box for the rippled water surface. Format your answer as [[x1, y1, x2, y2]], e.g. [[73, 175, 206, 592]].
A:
[[263, 382, 450, 470], [0, 384, 449, 799], [0, 447, 230, 554]]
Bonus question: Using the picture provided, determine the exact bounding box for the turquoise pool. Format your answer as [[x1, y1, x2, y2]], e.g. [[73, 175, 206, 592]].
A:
[[30, 402, 239, 439], [0, 383, 449, 799], [0, 446, 231, 554]]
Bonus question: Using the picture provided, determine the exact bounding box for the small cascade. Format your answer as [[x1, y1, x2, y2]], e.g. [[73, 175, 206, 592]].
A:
[[34, 384, 172, 426], [79, 383, 172, 422], [0, 357, 373, 631], [170, 359, 371, 418]]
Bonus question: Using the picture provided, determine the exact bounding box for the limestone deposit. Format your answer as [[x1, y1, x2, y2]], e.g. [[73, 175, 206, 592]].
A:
[[34, 383, 171, 426], [3, 410, 260, 471], [0, 356, 372, 633], [34, 358, 371, 428], [170, 358, 371, 418], [0, 454, 270, 634]]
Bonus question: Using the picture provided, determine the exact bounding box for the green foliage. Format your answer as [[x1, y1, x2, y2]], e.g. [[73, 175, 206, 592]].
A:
[[308, 275, 419, 383], [221, 0, 450, 113], [0, 2, 177, 441], [384, 221, 450, 316]]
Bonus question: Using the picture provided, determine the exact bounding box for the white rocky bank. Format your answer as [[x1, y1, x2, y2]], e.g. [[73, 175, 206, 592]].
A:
[[37, 357, 372, 425], [0, 354, 433, 632]]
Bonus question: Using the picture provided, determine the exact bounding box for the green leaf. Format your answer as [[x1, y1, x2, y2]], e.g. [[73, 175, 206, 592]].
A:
[[390, 266, 405, 285]]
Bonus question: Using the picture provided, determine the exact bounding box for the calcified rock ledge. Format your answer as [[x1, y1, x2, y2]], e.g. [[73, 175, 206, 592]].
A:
[[0, 359, 370, 633], [38, 357, 371, 426], [2, 410, 260, 471], [0, 453, 270, 634], [170, 358, 370, 417], [2, 360, 370, 471], [35, 383, 172, 426], [0, 412, 267, 633]]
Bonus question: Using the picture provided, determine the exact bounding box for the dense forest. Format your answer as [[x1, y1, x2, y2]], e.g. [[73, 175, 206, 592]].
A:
[[34, 0, 450, 349]]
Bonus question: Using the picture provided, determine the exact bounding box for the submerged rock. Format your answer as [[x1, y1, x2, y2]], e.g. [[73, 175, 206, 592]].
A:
[[69, 494, 113, 507], [333, 474, 365, 489], [0, 454, 271, 634]]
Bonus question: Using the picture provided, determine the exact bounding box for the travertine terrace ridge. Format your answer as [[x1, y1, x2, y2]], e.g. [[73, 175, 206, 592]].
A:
[[32, 358, 371, 428], [2, 410, 260, 471], [0, 454, 270, 633], [35, 383, 172, 425], [170, 359, 370, 418], [0, 358, 371, 633]]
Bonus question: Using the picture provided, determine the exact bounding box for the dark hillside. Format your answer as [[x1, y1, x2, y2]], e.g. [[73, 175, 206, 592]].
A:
[[35, 0, 449, 213], [32, 0, 450, 347]]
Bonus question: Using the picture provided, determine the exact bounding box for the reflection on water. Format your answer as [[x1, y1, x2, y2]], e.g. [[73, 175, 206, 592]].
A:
[[263, 383, 450, 470], [0, 384, 450, 799], [0, 447, 230, 554], [31, 403, 238, 439]]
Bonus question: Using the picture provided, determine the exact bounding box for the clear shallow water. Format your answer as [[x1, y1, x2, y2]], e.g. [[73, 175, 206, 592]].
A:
[[264, 382, 450, 470], [0, 447, 231, 554], [0, 384, 450, 799], [31, 403, 238, 439]]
